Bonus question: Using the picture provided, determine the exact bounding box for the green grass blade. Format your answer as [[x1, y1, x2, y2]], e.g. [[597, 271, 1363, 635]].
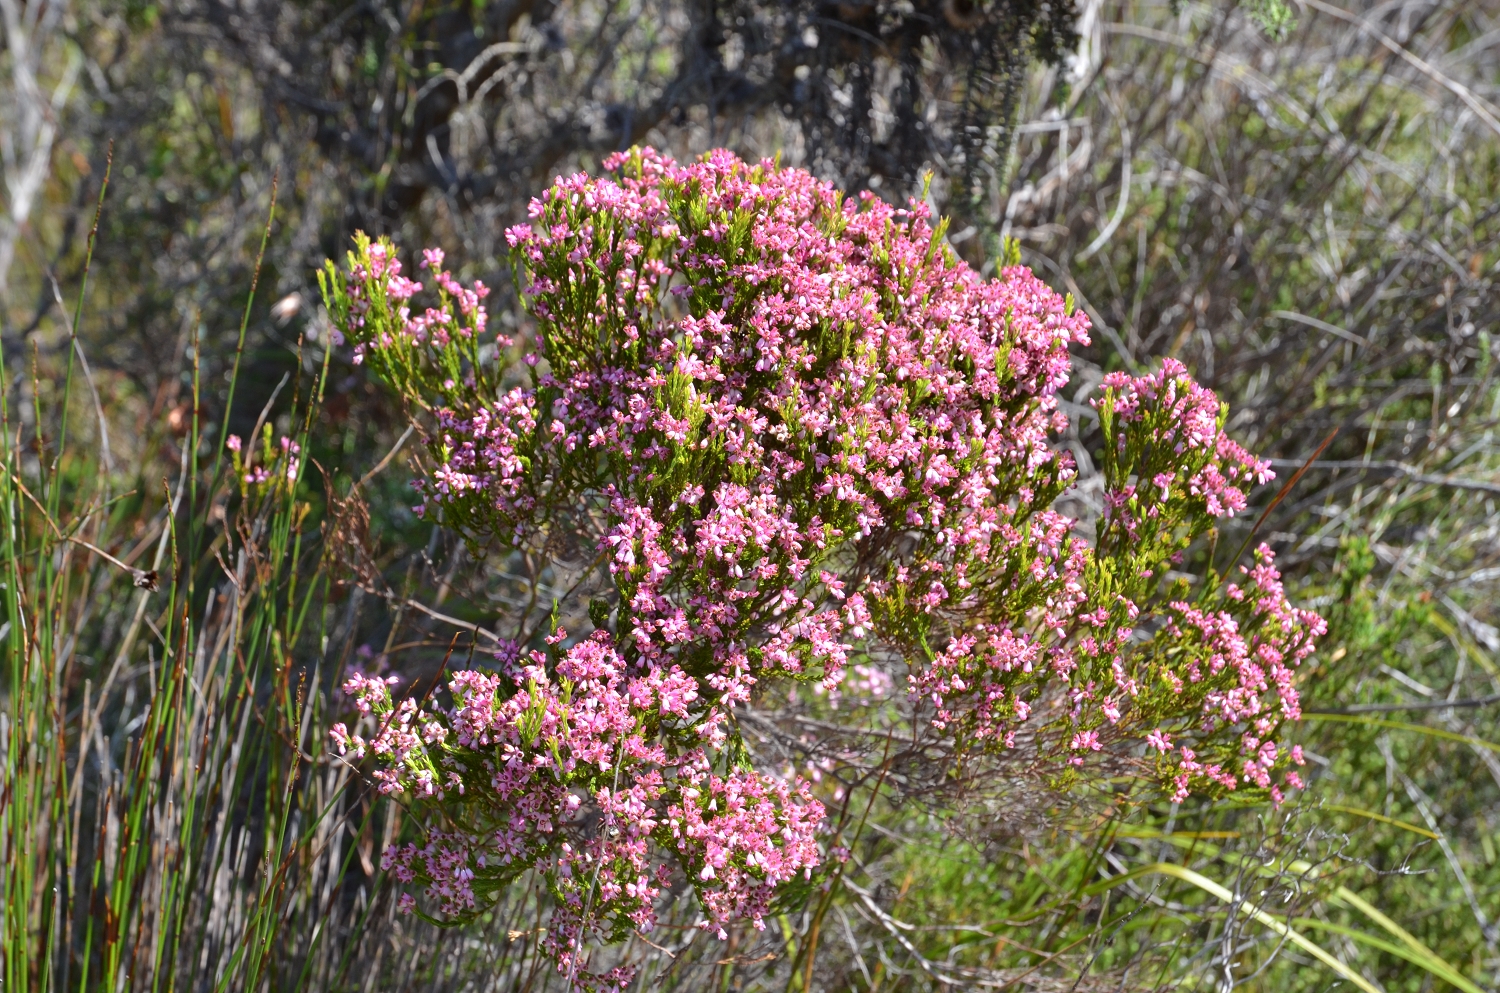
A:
[[1086, 861, 1384, 993], [1302, 714, 1500, 753], [1294, 918, 1483, 993]]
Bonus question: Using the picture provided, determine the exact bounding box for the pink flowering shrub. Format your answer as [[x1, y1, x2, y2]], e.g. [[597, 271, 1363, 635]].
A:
[[319, 148, 1323, 986]]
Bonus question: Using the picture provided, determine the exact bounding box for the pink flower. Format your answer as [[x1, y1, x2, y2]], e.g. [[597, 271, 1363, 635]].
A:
[[1070, 730, 1102, 752]]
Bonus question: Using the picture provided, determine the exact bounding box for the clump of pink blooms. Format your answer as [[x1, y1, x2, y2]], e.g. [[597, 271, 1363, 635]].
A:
[[225, 426, 302, 491], [330, 632, 819, 985], [321, 148, 1324, 987]]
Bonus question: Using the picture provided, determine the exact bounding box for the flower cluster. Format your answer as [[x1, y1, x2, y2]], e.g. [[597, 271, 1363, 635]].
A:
[[321, 148, 1324, 987], [318, 233, 508, 418], [1094, 358, 1272, 540], [330, 632, 820, 987], [226, 425, 302, 493], [1142, 544, 1323, 802]]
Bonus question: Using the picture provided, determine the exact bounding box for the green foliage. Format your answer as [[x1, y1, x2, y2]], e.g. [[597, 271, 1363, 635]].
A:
[[1244, 0, 1297, 40]]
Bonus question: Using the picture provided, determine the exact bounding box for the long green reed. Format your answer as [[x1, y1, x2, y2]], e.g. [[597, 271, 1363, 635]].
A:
[[0, 193, 384, 991]]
